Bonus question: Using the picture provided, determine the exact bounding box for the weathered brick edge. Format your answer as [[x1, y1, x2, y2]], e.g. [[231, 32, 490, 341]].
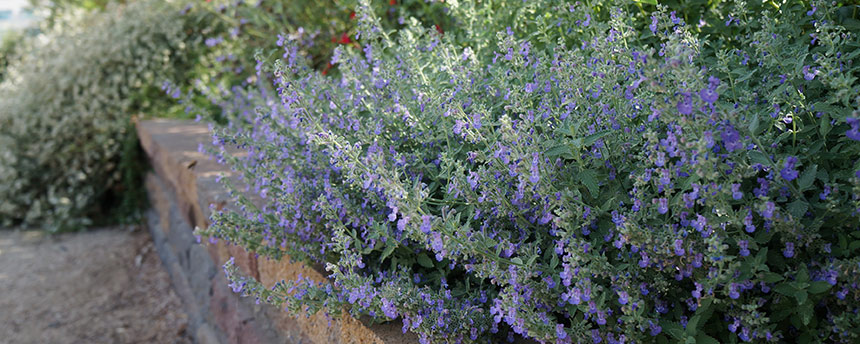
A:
[[137, 119, 415, 344]]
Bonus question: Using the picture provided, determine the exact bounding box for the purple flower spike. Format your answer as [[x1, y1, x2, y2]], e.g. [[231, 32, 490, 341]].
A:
[[763, 201, 776, 219], [677, 95, 693, 115], [780, 156, 799, 181], [783, 242, 795, 258], [739, 240, 750, 257], [556, 324, 567, 339], [721, 125, 742, 152], [657, 198, 669, 214]]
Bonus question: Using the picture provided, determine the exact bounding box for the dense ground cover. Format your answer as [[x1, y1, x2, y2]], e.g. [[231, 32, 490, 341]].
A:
[[194, 0, 860, 343]]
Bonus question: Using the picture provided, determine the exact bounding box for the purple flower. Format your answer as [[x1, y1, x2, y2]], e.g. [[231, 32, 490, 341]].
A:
[[819, 185, 831, 200], [846, 118, 860, 141], [699, 87, 718, 104], [780, 156, 799, 181], [739, 240, 750, 257], [728, 319, 740, 333], [617, 291, 629, 305], [674, 239, 685, 256], [431, 232, 444, 252], [524, 82, 536, 93], [420, 215, 432, 233], [731, 183, 743, 200], [728, 283, 740, 299], [649, 15, 658, 33], [381, 298, 397, 318], [677, 94, 693, 115], [708, 76, 721, 88], [529, 153, 540, 185], [556, 324, 567, 339], [725, 15, 735, 26], [802, 65, 817, 81], [721, 125, 742, 152], [649, 321, 662, 336], [397, 216, 409, 232], [744, 211, 756, 233], [692, 283, 703, 298], [657, 198, 668, 214], [783, 242, 795, 258], [763, 201, 775, 219]]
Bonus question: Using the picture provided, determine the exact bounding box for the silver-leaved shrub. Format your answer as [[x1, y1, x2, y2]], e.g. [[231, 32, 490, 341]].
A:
[[0, 0, 194, 231], [199, 0, 860, 343]]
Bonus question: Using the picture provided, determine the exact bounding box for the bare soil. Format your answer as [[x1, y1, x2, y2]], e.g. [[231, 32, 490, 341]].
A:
[[0, 226, 191, 344]]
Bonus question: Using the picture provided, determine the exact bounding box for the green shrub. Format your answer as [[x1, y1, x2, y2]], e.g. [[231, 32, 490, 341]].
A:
[[0, 0, 198, 231], [199, 0, 860, 343], [0, 30, 26, 82]]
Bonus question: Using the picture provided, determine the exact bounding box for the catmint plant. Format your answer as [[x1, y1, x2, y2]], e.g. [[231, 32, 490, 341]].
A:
[[197, 0, 860, 343]]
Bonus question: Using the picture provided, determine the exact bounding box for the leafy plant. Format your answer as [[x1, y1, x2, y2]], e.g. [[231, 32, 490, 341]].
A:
[[0, 0, 202, 231], [197, 0, 860, 343]]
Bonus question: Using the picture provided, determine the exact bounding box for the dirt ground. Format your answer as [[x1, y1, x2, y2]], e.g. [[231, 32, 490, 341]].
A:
[[0, 226, 192, 344]]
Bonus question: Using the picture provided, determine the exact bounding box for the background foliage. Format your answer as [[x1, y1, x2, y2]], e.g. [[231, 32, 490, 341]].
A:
[[0, 0, 200, 231]]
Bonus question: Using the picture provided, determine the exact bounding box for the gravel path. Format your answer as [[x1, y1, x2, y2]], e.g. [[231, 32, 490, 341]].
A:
[[0, 226, 191, 344]]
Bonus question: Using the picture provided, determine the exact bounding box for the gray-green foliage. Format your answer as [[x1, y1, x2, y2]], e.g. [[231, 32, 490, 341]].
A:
[[0, 0, 190, 231]]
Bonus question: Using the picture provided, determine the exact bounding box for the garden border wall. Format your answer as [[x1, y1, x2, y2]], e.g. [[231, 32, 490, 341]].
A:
[[137, 119, 414, 344]]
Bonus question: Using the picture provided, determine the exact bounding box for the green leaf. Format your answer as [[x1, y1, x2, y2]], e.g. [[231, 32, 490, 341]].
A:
[[685, 315, 701, 336], [696, 333, 720, 344], [579, 169, 599, 196], [797, 165, 817, 191], [819, 113, 831, 138], [511, 257, 524, 266], [762, 272, 784, 283], [416, 253, 434, 268], [798, 301, 813, 326], [660, 321, 685, 340], [748, 151, 771, 166], [583, 130, 612, 146], [380, 244, 397, 261], [809, 281, 832, 294], [795, 290, 808, 305], [774, 283, 798, 297], [546, 144, 571, 158], [633, 0, 658, 5], [787, 200, 809, 220], [749, 113, 764, 136]]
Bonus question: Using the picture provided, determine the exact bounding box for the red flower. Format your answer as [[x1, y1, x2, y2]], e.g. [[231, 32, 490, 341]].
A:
[[322, 62, 334, 75], [389, 0, 396, 5], [337, 33, 352, 44], [349, 11, 356, 20], [434, 24, 444, 35]]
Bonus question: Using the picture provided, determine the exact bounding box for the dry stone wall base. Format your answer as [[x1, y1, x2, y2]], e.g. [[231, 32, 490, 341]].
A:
[[138, 119, 415, 344]]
